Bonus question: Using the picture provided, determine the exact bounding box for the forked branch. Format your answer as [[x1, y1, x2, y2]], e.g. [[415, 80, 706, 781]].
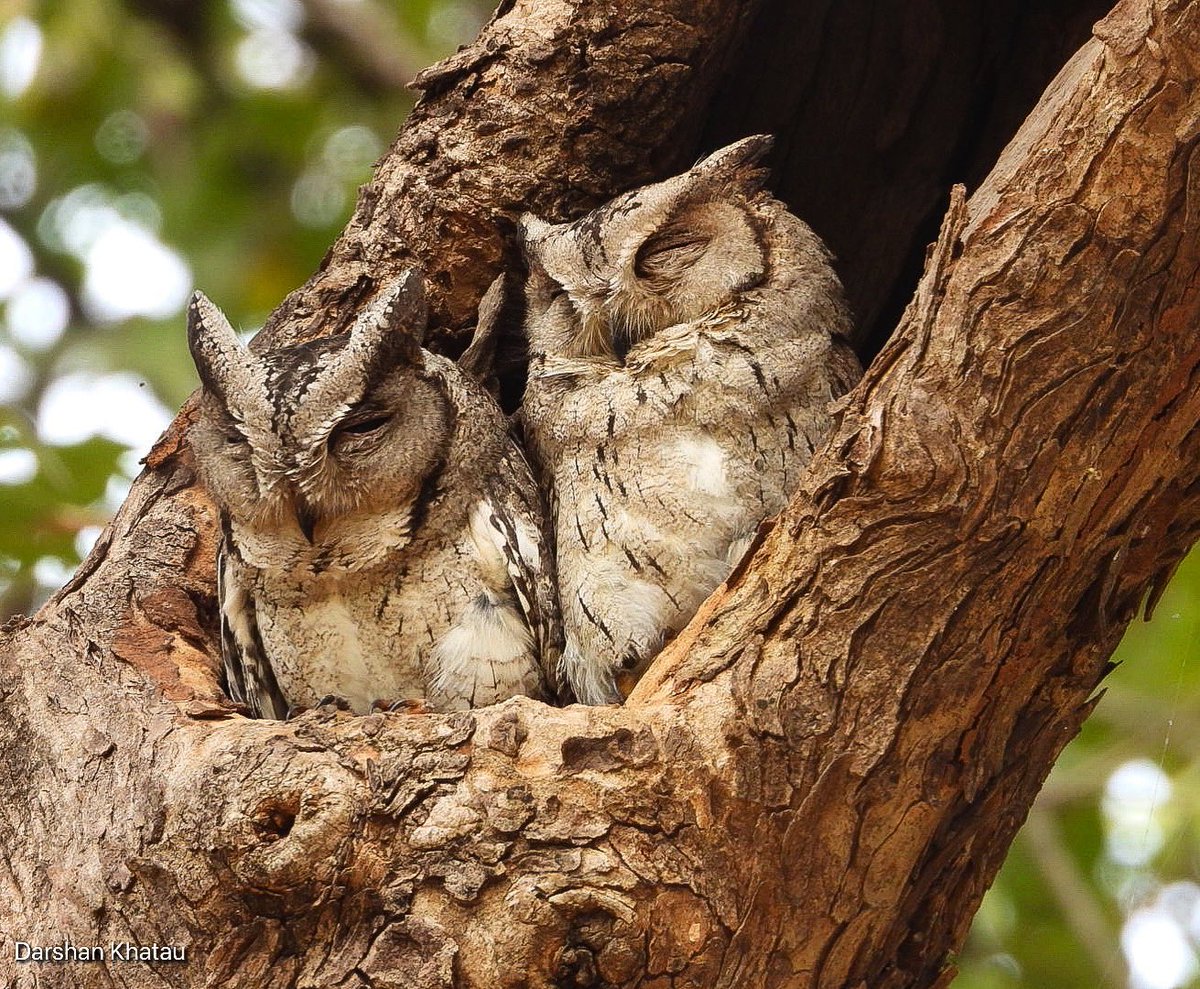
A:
[[1, 1, 1198, 987]]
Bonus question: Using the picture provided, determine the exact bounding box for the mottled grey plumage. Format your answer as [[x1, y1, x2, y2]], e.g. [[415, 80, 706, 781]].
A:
[[187, 272, 563, 717], [519, 136, 862, 705]]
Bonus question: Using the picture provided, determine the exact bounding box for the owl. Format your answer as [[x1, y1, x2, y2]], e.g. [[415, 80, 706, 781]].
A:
[[186, 270, 563, 718], [519, 135, 862, 705]]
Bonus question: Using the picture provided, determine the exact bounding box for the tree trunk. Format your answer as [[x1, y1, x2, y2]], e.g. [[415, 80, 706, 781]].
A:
[[3, 0, 1199, 986]]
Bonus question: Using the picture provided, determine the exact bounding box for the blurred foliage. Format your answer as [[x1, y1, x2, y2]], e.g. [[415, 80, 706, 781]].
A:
[[1, 3, 1199, 988], [957, 551, 1200, 989], [0, 0, 488, 614]]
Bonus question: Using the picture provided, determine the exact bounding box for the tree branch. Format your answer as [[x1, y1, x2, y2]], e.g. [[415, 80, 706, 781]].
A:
[[2, 0, 1198, 986], [1022, 808, 1125, 986]]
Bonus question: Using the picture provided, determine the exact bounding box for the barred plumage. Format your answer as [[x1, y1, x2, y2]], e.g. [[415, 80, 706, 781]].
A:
[[519, 135, 862, 704], [188, 271, 564, 717]]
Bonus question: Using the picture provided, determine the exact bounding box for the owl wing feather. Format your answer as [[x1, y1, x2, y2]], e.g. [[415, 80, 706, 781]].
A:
[[217, 521, 290, 720], [483, 451, 568, 703]]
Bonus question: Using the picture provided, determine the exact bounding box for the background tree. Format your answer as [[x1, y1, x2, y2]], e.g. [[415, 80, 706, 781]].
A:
[[1, 1, 1199, 987]]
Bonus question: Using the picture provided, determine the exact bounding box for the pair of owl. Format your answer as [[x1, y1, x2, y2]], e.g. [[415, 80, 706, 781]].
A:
[[187, 136, 861, 718]]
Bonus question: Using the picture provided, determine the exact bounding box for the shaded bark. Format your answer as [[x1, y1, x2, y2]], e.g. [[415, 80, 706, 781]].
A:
[[3, 1, 1200, 988], [703, 0, 1117, 354], [254, 0, 764, 356]]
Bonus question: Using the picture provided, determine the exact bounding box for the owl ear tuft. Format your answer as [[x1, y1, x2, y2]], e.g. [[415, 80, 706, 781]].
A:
[[381, 267, 429, 348], [518, 213, 554, 254], [458, 273, 506, 393], [352, 269, 428, 363], [187, 290, 245, 402], [691, 134, 774, 197]]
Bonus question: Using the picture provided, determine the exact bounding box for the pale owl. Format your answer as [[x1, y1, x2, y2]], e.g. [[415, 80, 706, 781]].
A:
[[519, 135, 861, 704]]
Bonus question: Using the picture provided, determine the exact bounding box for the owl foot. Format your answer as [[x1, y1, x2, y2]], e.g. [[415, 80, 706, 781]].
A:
[[371, 698, 434, 716], [614, 669, 641, 700], [618, 643, 645, 672], [285, 695, 352, 720]]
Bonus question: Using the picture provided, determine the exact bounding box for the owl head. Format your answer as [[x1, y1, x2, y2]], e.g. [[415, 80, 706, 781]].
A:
[[521, 135, 775, 360], [186, 271, 451, 542]]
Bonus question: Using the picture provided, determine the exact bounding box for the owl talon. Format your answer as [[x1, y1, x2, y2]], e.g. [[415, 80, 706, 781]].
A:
[[316, 694, 352, 710], [370, 698, 434, 715]]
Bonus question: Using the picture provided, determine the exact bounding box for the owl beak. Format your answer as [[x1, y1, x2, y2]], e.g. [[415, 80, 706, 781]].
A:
[[296, 502, 318, 544]]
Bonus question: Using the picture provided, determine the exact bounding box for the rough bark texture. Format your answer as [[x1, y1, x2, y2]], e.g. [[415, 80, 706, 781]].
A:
[[254, 0, 763, 356], [3, 0, 1200, 987]]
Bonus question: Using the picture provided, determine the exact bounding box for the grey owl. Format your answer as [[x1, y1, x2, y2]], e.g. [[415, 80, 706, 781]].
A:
[[519, 135, 861, 705], [187, 271, 563, 717]]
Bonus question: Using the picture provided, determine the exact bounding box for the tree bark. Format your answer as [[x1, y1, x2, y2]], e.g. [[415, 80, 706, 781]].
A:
[[3, 0, 1199, 987], [701, 0, 1117, 353]]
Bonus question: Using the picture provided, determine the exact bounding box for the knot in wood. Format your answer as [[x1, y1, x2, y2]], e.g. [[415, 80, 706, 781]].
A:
[[554, 943, 603, 988]]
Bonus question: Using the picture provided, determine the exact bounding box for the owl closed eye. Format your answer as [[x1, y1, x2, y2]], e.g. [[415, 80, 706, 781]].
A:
[[520, 142, 776, 361], [633, 226, 713, 278]]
